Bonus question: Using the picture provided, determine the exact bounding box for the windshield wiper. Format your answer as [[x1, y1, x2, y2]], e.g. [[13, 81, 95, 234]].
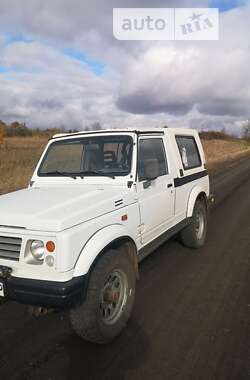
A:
[[77, 170, 115, 179], [43, 171, 77, 179], [42, 170, 115, 179]]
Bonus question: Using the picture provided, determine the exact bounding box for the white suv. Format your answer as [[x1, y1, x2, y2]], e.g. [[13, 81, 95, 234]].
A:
[[0, 128, 212, 343]]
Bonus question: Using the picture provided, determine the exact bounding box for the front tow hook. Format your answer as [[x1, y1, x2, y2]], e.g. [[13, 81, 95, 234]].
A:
[[0, 266, 12, 304], [0, 265, 12, 279]]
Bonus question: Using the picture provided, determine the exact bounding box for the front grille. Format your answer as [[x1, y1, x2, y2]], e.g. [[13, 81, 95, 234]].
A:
[[0, 236, 22, 261]]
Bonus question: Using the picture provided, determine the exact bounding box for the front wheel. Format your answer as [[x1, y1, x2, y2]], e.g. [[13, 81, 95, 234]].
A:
[[70, 249, 136, 344], [181, 199, 208, 249]]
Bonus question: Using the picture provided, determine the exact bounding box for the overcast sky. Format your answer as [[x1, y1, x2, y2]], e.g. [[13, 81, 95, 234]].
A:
[[0, 0, 249, 133]]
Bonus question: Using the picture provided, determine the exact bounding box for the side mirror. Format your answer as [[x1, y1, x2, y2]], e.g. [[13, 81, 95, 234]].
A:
[[143, 159, 160, 188]]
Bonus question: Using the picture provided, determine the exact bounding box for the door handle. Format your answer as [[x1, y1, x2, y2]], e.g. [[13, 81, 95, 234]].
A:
[[167, 183, 173, 188]]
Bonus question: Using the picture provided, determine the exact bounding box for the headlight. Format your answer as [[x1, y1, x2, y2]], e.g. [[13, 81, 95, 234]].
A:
[[30, 240, 45, 261]]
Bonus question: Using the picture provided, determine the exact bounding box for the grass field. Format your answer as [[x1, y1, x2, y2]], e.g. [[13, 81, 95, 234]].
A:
[[202, 138, 250, 169], [0, 136, 250, 195], [0, 137, 47, 195]]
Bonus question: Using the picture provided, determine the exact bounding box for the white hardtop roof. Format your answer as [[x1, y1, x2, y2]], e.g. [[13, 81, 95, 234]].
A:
[[52, 127, 196, 140]]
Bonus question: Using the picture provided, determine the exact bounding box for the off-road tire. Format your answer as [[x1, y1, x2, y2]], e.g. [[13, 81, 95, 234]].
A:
[[70, 249, 136, 344], [181, 199, 208, 249]]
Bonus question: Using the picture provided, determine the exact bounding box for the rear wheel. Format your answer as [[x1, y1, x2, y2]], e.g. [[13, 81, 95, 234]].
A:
[[70, 249, 136, 344], [181, 199, 208, 249]]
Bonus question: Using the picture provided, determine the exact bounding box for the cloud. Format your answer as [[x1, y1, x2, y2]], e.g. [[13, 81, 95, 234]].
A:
[[0, 40, 118, 128], [117, 4, 250, 119], [0, 0, 249, 133]]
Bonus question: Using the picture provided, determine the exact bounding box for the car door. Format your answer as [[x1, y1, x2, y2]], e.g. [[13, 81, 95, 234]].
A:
[[137, 136, 175, 245]]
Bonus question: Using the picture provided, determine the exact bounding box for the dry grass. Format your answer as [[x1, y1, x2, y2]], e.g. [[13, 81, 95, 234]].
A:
[[0, 136, 250, 195], [0, 137, 47, 195], [203, 139, 250, 170]]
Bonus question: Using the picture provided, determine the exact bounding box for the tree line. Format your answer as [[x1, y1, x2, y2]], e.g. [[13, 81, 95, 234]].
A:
[[0, 119, 250, 145], [0, 120, 103, 144]]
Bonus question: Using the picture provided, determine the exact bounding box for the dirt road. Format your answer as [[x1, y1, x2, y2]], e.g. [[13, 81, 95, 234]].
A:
[[0, 157, 250, 380]]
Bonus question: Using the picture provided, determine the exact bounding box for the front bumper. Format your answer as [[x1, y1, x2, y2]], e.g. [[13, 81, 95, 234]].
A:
[[0, 269, 87, 309]]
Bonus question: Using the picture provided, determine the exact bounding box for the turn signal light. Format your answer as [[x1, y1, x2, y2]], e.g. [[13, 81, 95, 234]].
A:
[[46, 241, 55, 253]]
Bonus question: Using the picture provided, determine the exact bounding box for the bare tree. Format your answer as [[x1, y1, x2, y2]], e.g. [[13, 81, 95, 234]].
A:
[[90, 122, 102, 130], [0, 120, 6, 145], [83, 123, 102, 131], [242, 119, 250, 139]]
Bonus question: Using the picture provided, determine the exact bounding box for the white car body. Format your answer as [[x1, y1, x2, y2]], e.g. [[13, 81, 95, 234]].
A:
[[0, 128, 210, 307]]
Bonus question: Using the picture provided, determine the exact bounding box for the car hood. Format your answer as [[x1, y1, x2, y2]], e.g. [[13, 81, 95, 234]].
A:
[[0, 185, 133, 232]]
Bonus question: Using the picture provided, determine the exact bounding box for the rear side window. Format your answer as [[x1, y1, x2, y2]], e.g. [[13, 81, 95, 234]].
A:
[[138, 138, 168, 181], [176, 136, 202, 170]]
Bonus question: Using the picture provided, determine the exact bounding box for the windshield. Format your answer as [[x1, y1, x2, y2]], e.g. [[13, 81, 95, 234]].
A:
[[38, 135, 133, 178]]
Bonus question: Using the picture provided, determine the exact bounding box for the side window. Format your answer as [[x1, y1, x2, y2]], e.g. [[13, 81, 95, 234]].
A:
[[176, 136, 202, 170], [138, 138, 168, 181]]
